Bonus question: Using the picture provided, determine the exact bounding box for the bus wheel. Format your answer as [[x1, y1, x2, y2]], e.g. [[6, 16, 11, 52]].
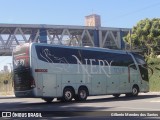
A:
[[42, 98, 54, 103], [77, 87, 88, 101], [132, 86, 139, 96], [113, 94, 120, 98], [63, 88, 74, 102]]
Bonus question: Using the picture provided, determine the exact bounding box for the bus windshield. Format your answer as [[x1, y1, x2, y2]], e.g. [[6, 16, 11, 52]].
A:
[[132, 53, 148, 81]]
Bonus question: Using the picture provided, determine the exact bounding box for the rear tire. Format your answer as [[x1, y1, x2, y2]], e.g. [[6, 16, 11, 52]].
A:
[[75, 87, 88, 101]]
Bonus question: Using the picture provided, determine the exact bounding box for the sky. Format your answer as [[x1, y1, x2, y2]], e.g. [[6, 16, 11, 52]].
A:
[[0, 0, 160, 70]]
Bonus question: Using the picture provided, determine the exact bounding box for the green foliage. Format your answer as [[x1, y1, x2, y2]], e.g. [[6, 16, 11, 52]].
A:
[[147, 58, 160, 91], [147, 58, 160, 65], [124, 18, 160, 58], [148, 58, 160, 91]]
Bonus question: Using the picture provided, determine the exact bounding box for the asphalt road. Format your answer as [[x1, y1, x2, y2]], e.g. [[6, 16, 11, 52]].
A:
[[0, 92, 160, 120]]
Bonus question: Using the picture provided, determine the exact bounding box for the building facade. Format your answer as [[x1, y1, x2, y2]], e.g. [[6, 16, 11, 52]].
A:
[[85, 14, 101, 27]]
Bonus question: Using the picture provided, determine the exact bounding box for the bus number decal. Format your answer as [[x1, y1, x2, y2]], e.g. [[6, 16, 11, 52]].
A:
[[14, 59, 25, 66]]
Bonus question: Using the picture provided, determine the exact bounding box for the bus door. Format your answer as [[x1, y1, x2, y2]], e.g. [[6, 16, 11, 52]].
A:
[[128, 64, 139, 90]]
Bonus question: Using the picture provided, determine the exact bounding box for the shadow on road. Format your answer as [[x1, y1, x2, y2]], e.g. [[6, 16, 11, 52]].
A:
[[0, 94, 160, 120], [82, 94, 160, 103], [0, 94, 159, 111]]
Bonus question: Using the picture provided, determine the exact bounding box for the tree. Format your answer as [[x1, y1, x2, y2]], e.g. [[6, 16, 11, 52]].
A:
[[124, 18, 160, 58]]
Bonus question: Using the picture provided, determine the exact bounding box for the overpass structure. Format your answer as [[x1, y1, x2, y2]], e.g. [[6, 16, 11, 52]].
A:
[[0, 24, 130, 56]]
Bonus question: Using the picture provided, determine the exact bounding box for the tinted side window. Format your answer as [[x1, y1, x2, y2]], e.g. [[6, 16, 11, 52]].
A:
[[35, 46, 81, 64], [35, 45, 134, 66], [81, 50, 134, 66]]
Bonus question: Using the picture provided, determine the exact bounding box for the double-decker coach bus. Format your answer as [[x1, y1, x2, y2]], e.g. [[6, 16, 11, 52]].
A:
[[12, 43, 149, 103]]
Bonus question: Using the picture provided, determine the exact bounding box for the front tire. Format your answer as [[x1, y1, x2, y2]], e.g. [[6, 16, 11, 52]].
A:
[[126, 86, 139, 97], [132, 86, 139, 96]]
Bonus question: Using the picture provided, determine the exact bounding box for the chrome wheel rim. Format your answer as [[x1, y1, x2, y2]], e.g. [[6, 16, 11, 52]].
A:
[[132, 88, 138, 95], [65, 91, 72, 100]]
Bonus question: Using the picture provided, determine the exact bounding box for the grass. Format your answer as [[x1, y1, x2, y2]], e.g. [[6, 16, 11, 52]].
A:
[[0, 92, 13, 95], [148, 62, 160, 91]]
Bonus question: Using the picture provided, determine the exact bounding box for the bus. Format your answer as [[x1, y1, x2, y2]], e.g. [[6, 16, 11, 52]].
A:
[[12, 43, 149, 103]]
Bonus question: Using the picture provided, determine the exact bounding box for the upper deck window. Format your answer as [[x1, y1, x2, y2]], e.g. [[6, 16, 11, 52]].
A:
[[35, 45, 134, 67]]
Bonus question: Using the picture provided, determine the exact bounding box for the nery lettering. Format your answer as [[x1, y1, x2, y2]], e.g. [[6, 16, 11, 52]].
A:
[[72, 55, 112, 77]]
